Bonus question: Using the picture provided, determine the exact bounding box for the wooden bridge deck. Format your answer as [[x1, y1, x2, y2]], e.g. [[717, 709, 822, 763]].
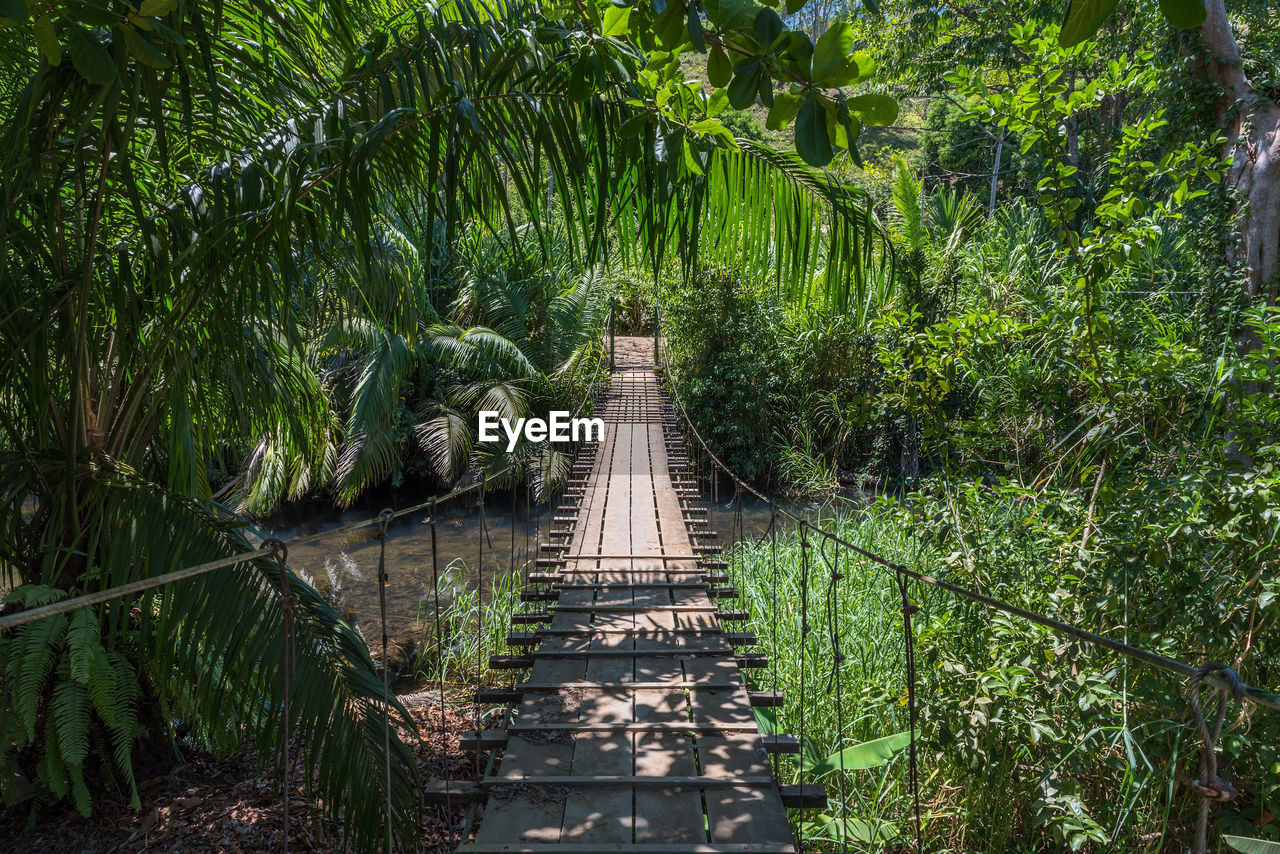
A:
[[460, 337, 798, 854]]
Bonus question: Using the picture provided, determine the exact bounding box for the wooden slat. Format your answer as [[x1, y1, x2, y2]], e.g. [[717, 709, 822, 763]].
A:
[[460, 846, 793, 853], [486, 775, 773, 787]]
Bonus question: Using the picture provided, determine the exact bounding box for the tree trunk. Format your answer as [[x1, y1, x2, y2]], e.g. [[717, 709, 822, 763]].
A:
[[1203, 0, 1280, 304], [989, 126, 1005, 216]]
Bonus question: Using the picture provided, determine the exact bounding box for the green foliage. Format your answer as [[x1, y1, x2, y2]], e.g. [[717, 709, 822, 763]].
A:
[[414, 557, 524, 684], [920, 99, 1032, 202], [803, 730, 914, 775], [731, 511, 921, 847], [719, 107, 767, 142], [727, 11, 1279, 851], [628, 0, 900, 164], [661, 268, 789, 483], [1, 482, 420, 847]]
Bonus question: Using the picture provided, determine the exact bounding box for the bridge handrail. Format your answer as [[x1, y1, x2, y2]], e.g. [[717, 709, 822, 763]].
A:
[[654, 325, 1280, 714]]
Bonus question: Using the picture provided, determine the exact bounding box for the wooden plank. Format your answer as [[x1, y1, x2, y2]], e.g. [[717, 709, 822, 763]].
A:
[[494, 736, 575, 778], [529, 648, 733, 658], [461, 729, 508, 751], [779, 784, 828, 809], [696, 735, 773, 780], [485, 775, 773, 787], [472, 790, 566, 845], [633, 687, 687, 725], [423, 780, 484, 805], [561, 732, 632, 844], [704, 785, 795, 847], [507, 723, 760, 733], [689, 686, 756, 726], [460, 845, 794, 853], [635, 732, 707, 843], [533, 628, 726, 638], [511, 682, 745, 691]]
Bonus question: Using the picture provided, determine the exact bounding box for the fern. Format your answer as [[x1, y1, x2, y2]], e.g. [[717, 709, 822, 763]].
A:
[[65, 609, 99, 684], [52, 681, 91, 768], [107, 654, 142, 808], [13, 615, 67, 741]]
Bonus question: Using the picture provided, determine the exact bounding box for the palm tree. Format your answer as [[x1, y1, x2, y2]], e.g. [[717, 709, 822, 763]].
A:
[[0, 0, 893, 842]]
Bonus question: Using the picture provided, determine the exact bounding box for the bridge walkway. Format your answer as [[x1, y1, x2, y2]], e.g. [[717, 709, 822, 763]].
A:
[[459, 337, 799, 854]]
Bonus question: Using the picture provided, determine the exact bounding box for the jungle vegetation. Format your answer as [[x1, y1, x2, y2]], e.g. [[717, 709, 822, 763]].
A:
[[0, 0, 1277, 852]]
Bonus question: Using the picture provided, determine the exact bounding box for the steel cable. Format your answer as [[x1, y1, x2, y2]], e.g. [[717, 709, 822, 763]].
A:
[[264, 538, 294, 854], [374, 508, 394, 854], [821, 534, 849, 853], [475, 482, 485, 780], [896, 571, 924, 854]]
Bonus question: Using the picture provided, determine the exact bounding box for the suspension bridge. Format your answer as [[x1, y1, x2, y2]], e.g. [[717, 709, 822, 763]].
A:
[[441, 336, 809, 852]]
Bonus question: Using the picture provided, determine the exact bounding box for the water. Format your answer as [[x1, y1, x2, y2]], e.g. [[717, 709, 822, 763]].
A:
[[258, 484, 549, 669]]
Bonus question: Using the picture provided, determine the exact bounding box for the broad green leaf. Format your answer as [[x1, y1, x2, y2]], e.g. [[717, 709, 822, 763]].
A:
[[682, 137, 705, 175], [707, 87, 729, 116], [757, 72, 773, 107], [1225, 838, 1280, 854], [1159, 0, 1206, 29], [602, 4, 631, 37], [687, 6, 705, 52], [0, 0, 28, 24], [786, 0, 805, 13], [752, 705, 779, 735], [845, 818, 898, 843], [708, 46, 732, 88], [811, 21, 856, 86], [847, 93, 898, 126], [1059, 0, 1119, 47], [851, 50, 875, 78], [619, 114, 649, 137], [754, 8, 784, 48], [728, 69, 760, 110], [68, 22, 117, 84], [138, 0, 178, 15], [766, 91, 801, 130], [653, 2, 687, 50], [796, 92, 832, 166], [33, 14, 59, 64], [804, 730, 914, 776]]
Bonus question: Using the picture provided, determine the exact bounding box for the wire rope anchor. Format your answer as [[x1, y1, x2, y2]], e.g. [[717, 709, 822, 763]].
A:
[[1189, 662, 1245, 854]]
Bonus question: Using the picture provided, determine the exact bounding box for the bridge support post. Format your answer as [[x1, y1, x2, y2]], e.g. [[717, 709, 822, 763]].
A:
[[653, 307, 658, 364]]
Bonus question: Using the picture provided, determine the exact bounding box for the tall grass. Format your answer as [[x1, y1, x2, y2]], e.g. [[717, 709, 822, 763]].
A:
[[415, 558, 525, 685], [731, 508, 933, 849]]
